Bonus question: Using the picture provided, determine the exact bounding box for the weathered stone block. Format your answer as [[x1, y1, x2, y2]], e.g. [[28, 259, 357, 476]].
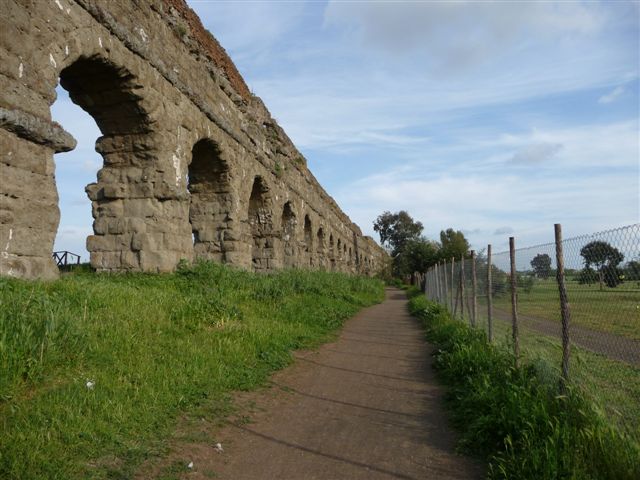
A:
[[131, 232, 157, 251], [87, 234, 113, 252], [102, 184, 127, 199]]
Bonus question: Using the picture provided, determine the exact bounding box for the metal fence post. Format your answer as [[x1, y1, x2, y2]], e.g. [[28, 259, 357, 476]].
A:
[[554, 224, 571, 388], [487, 244, 493, 343], [509, 237, 519, 366], [471, 250, 478, 327]]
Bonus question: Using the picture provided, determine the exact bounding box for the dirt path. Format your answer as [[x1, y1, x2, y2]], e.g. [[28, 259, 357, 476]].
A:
[[146, 288, 481, 479], [491, 307, 640, 366]]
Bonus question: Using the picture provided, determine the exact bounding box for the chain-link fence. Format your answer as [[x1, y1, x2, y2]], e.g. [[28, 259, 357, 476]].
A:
[[422, 223, 640, 439]]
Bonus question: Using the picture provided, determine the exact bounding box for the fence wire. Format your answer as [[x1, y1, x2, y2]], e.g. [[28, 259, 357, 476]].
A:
[[423, 223, 640, 439]]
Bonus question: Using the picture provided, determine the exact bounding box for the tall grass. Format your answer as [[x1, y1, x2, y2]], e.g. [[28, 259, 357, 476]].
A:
[[0, 262, 384, 479], [408, 293, 640, 480]]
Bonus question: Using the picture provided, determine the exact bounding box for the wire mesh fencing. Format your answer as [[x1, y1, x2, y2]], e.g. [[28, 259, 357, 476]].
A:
[[423, 223, 640, 438]]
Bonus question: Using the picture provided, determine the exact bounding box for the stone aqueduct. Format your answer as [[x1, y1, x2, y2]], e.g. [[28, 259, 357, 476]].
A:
[[0, 0, 386, 279]]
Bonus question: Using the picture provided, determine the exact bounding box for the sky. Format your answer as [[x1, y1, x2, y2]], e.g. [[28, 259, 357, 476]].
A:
[[52, 0, 640, 260]]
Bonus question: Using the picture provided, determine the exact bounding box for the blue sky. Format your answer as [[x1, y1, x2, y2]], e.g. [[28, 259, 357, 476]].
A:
[[52, 0, 639, 259]]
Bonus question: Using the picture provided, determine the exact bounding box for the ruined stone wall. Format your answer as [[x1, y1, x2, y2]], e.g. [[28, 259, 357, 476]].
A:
[[0, 0, 386, 279]]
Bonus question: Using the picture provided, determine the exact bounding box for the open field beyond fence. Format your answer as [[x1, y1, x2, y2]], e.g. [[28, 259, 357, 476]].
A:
[[422, 223, 640, 443]]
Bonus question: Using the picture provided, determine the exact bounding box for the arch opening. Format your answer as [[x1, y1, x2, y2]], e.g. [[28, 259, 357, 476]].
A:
[[54, 55, 152, 272], [303, 215, 313, 267], [248, 176, 273, 271], [316, 227, 326, 269], [188, 139, 231, 263], [281, 201, 296, 268], [328, 234, 335, 271]]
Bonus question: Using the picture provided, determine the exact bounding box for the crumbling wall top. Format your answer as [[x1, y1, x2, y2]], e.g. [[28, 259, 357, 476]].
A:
[[160, 0, 251, 100]]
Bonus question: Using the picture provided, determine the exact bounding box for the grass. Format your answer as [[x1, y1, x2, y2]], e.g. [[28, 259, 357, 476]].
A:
[[408, 291, 640, 479], [472, 310, 640, 439], [0, 262, 384, 479], [491, 279, 640, 340]]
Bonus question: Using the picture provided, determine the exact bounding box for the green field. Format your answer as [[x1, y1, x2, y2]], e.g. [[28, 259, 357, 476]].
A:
[[0, 263, 384, 479], [443, 275, 640, 440], [490, 279, 640, 340]]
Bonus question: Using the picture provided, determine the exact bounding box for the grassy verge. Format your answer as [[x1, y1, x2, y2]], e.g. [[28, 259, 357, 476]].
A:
[[474, 311, 640, 438], [0, 262, 384, 479], [407, 291, 640, 480]]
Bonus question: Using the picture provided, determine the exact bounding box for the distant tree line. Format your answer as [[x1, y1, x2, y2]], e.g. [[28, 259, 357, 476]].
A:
[[373, 210, 470, 279], [374, 211, 637, 292]]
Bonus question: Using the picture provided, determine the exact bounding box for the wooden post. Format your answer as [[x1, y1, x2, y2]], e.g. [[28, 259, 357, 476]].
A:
[[509, 237, 519, 366], [434, 264, 440, 304], [555, 224, 571, 388], [429, 267, 435, 302], [460, 255, 465, 321], [487, 244, 493, 343], [425, 269, 429, 299], [443, 259, 449, 312], [450, 257, 455, 313], [436, 263, 444, 304], [471, 250, 478, 327], [431, 267, 435, 301], [453, 263, 460, 318]]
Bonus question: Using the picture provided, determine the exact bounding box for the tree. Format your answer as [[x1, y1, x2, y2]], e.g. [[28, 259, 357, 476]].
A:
[[579, 240, 624, 290], [394, 238, 439, 277], [373, 210, 423, 256], [517, 273, 536, 294], [438, 228, 470, 261], [624, 260, 640, 281], [530, 253, 552, 279]]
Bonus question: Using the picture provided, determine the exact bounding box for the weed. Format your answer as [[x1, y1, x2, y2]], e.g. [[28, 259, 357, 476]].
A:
[[273, 161, 283, 178]]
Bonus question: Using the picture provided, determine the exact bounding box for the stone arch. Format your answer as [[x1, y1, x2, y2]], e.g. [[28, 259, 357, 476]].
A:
[[188, 138, 231, 263], [348, 246, 353, 268], [343, 243, 348, 266], [328, 233, 335, 271], [303, 214, 313, 267], [247, 176, 273, 271], [280, 201, 297, 268], [316, 226, 326, 269], [59, 55, 154, 272]]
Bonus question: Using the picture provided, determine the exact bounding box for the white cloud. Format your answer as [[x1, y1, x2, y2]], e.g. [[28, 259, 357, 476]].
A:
[[510, 143, 563, 164], [598, 85, 625, 104], [191, 1, 305, 67], [338, 165, 638, 253], [324, 1, 605, 73]]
